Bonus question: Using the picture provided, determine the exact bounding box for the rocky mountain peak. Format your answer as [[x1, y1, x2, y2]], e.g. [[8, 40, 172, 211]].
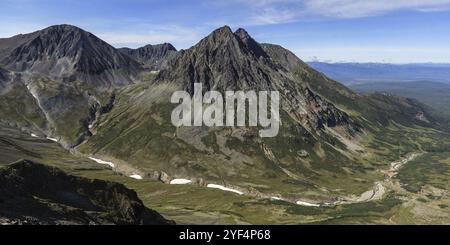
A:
[[41, 24, 84, 35], [131, 42, 177, 53], [155, 25, 360, 135], [195, 25, 241, 51], [159, 42, 177, 51], [234, 27, 248, 36], [157, 25, 276, 92], [210, 25, 234, 37], [0, 24, 141, 85], [234, 27, 269, 58]]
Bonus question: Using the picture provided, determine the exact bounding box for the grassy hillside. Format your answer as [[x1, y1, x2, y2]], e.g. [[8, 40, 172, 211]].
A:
[[351, 81, 450, 124]]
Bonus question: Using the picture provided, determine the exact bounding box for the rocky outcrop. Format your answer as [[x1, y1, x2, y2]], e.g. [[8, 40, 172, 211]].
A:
[[0, 160, 174, 225]]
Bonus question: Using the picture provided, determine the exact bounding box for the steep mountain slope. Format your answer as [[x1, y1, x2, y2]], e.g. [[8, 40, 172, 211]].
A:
[[158, 26, 356, 133], [0, 159, 174, 225], [78, 26, 439, 202], [0, 25, 142, 147], [119, 43, 177, 70]]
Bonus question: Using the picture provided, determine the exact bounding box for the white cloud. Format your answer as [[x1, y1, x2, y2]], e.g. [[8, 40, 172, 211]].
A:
[[293, 46, 450, 63], [94, 23, 205, 49], [304, 0, 450, 18], [247, 7, 300, 25], [220, 0, 450, 25]]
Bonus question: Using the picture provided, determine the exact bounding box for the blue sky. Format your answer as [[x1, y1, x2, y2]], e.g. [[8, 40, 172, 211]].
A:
[[1, 0, 450, 63]]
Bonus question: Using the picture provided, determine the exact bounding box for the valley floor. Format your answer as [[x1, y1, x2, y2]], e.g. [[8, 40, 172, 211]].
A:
[[1, 127, 449, 224]]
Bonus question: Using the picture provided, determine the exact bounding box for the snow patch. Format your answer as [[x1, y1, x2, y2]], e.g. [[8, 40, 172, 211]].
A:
[[271, 196, 283, 200], [206, 184, 244, 195], [129, 174, 143, 180], [88, 157, 115, 168], [46, 137, 58, 142], [170, 179, 192, 185], [31, 133, 38, 138], [296, 200, 320, 207]]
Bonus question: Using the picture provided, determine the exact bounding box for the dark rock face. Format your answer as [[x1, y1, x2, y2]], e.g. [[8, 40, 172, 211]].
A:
[[0, 24, 141, 86], [0, 160, 174, 225], [234, 28, 269, 59], [0, 67, 10, 89], [119, 43, 177, 69], [0, 67, 8, 81]]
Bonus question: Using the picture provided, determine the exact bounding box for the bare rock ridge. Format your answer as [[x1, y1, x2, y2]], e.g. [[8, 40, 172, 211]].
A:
[[119, 43, 177, 69], [0, 160, 174, 225]]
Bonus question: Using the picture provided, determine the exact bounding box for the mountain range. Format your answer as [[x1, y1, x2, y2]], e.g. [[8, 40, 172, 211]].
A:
[[1, 24, 449, 224]]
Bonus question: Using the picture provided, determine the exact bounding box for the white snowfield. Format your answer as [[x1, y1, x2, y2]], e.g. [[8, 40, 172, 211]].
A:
[[46, 137, 58, 142], [206, 184, 244, 195], [170, 179, 192, 184], [295, 200, 320, 207], [31, 133, 38, 138], [271, 196, 283, 200], [129, 174, 143, 180], [88, 157, 115, 168]]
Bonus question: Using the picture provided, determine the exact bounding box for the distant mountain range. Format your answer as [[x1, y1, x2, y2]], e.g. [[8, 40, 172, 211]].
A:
[[308, 62, 450, 85], [308, 62, 450, 123]]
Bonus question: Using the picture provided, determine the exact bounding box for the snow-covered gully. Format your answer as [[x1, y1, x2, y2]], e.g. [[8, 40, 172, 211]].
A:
[[88, 157, 115, 168]]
